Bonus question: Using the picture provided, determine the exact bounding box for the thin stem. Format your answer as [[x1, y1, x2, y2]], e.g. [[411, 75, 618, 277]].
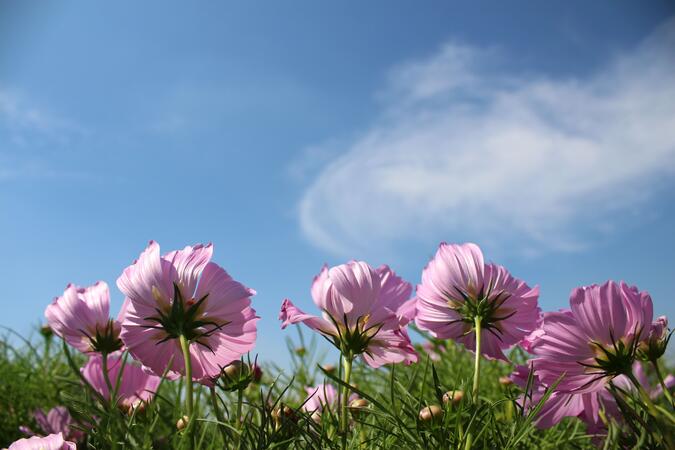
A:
[[652, 360, 674, 407], [179, 335, 194, 417], [178, 334, 194, 446], [101, 352, 114, 401], [209, 387, 229, 445], [472, 316, 483, 401], [234, 387, 244, 449], [464, 315, 483, 450], [340, 353, 354, 450]]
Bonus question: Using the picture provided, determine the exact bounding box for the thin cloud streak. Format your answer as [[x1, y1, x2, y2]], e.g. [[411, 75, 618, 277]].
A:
[[0, 88, 92, 183], [298, 20, 675, 258]]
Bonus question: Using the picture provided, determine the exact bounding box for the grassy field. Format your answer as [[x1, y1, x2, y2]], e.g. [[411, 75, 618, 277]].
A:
[[3, 324, 670, 449]]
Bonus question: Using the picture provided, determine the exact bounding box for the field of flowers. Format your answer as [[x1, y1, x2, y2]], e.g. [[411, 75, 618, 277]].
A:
[[1, 241, 672, 449]]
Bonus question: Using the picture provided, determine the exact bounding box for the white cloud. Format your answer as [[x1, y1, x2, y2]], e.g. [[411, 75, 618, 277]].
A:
[[298, 20, 675, 257], [0, 88, 89, 182], [0, 88, 85, 146]]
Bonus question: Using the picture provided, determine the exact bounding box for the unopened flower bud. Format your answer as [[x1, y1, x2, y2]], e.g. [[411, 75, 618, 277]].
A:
[[294, 347, 307, 357], [40, 324, 53, 339], [348, 398, 370, 419], [123, 400, 146, 416], [219, 360, 252, 391], [442, 390, 463, 406], [223, 360, 247, 379], [310, 410, 322, 424], [251, 363, 263, 383], [176, 415, 189, 431], [638, 316, 670, 362], [272, 404, 296, 429], [419, 405, 443, 423], [499, 376, 513, 386]]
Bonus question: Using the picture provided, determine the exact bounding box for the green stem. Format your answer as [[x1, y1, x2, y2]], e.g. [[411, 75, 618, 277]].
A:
[[472, 316, 482, 401], [652, 360, 674, 407], [178, 334, 194, 446], [234, 387, 244, 449], [341, 353, 354, 450], [101, 352, 114, 401], [465, 316, 483, 450], [209, 387, 229, 445], [179, 335, 194, 417]]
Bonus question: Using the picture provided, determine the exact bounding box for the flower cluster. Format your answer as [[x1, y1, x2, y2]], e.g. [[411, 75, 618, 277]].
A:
[[6, 239, 670, 449], [17, 241, 260, 449]]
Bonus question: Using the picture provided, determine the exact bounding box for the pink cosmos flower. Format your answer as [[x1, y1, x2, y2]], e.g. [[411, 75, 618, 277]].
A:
[[510, 363, 618, 430], [528, 282, 653, 393], [422, 342, 446, 362], [45, 282, 122, 354], [302, 384, 338, 414], [511, 361, 673, 432], [376, 265, 416, 325], [117, 241, 258, 382], [302, 384, 357, 415], [20, 407, 83, 443], [279, 261, 417, 367], [81, 352, 161, 410], [415, 243, 540, 361], [8, 433, 76, 450]]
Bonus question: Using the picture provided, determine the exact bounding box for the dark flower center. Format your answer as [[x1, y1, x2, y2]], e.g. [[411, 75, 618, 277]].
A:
[[443, 280, 515, 341], [81, 319, 122, 353], [577, 326, 643, 389], [323, 312, 383, 357], [142, 282, 229, 353]]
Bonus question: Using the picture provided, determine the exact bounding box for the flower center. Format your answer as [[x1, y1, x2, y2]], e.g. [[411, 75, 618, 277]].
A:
[[444, 281, 515, 340], [324, 312, 383, 357], [581, 336, 638, 379], [142, 282, 229, 352], [81, 319, 123, 353]]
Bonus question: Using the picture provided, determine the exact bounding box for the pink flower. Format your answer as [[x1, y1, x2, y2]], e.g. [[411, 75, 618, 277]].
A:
[[528, 282, 653, 393], [422, 342, 446, 362], [302, 384, 338, 413], [45, 282, 122, 354], [81, 352, 161, 410], [302, 384, 357, 415], [415, 243, 540, 361], [117, 241, 258, 382], [20, 407, 82, 443], [511, 361, 672, 433], [510, 363, 614, 430], [8, 433, 76, 450], [376, 265, 416, 325], [279, 261, 417, 367]]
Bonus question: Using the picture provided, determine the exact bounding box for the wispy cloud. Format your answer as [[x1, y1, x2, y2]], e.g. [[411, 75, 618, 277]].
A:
[[0, 88, 89, 182], [0, 88, 85, 146], [298, 20, 675, 257]]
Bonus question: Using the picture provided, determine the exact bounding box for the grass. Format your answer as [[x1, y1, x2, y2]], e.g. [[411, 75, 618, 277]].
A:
[[0, 325, 670, 449]]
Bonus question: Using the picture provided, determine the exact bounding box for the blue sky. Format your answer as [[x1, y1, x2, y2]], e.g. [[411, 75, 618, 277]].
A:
[[2, 1, 674, 366]]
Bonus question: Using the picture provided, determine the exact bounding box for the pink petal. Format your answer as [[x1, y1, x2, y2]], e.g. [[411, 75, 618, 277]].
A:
[[163, 243, 213, 299], [279, 298, 334, 336]]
